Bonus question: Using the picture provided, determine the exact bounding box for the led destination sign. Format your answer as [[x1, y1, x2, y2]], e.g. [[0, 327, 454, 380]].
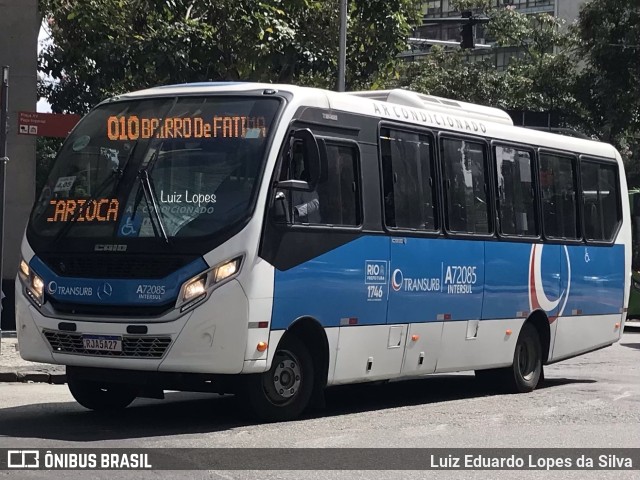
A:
[[107, 115, 267, 141], [46, 198, 120, 223]]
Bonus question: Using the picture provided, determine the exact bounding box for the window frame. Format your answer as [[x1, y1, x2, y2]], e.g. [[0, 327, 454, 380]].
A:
[[439, 132, 494, 238], [377, 122, 441, 237], [537, 148, 583, 244], [579, 155, 622, 245], [270, 129, 365, 232], [491, 141, 540, 240]]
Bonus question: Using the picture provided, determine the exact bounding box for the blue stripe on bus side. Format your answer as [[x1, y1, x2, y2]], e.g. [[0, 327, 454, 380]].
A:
[[271, 235, 625, 329]]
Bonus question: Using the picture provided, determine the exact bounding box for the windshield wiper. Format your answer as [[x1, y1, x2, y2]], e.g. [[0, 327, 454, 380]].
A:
[[137, 167, 169, 244], [130, 141, 169, 244]]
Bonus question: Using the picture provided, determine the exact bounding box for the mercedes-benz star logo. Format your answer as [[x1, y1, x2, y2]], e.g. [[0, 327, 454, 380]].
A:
[[97, 282, 113, 300]]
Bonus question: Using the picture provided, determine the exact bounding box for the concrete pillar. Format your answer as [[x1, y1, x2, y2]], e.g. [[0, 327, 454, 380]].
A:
[[0, 0, 38, 329]]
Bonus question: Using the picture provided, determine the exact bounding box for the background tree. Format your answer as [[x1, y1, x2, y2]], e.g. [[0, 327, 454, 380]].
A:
[[38, 0, 421, 114], [573, 0, 640, 182], [386, 0, 639, 183], [37, 0, 640, 186], [386, 1, 582, 130], [35, 137, 63, 194]]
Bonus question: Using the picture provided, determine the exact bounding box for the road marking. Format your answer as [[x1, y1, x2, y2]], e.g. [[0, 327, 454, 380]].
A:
[[214, 472, 236, 480], [613, 391, 632, 401]]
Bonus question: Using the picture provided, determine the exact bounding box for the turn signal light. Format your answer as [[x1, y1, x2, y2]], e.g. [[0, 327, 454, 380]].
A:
[[411, 334, 420, 342], [614, 323, 620, 329], [505, 329, 512, 336], [257, 342, 268, 352]]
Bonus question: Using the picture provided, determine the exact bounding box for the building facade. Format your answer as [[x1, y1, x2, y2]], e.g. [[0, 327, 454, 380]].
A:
[[409, 0, 586, 68], [0, 0, 38, 329]]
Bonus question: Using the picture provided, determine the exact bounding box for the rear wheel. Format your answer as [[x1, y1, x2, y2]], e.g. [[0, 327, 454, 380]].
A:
[[475, 322, 542, 393], [67, 369, 137, 411], [242, 335, 314, 422]]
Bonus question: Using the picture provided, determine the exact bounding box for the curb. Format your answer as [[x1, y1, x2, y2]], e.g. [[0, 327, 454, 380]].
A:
[[0, 372, 66, 384]]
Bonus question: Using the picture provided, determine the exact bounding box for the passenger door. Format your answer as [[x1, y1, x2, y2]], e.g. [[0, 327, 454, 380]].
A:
[[431, 135, 490, 372], [264, 129, 392, 383], [378, 126, 449, 375]]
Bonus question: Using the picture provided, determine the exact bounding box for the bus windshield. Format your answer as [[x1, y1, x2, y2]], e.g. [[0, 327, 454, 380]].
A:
[[28, 96, 281, 244]]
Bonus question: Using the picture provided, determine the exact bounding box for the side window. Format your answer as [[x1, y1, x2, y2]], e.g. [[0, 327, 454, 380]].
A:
[[317, 143, 360, 226], [494, 145, 537, 236], [277, 138, 361, 227], [441, 137, 490, 234], [380, 128, 437, 231], [539, 153, 579, 239], [581, 160, 620, 241]]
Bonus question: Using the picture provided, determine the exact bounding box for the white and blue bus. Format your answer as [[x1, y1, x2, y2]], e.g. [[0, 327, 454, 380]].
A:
[[17, 84, 630, 420]]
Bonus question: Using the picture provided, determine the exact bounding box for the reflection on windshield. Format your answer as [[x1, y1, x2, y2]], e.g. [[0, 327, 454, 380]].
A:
[[29, 96, 280, 242], [37, 146, 124, 221], [119, 133, 263, 239]]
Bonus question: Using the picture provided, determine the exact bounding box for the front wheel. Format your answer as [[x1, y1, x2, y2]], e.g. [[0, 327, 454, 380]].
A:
[[475, 322, 542, 393], [242, 335, 314, 422], [67, 368, 137, 411]]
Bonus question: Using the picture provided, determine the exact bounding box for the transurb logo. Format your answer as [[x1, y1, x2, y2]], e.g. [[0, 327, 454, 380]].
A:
[[391, 269, 403, 292], [528, 244, 571, 323]]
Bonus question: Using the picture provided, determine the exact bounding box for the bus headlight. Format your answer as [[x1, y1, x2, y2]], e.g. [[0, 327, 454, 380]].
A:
[[18, 256, 44, 307], [25, 272, 45, 307], [214, 258, 240, 283], [177, 256, 243, 312], [32, 274, 45, 300], [19, 259, 30, 278], [183, 276, 207, 302]]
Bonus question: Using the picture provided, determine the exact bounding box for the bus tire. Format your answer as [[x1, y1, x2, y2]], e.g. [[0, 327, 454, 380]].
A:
[[508, 322, 543, 392], [476, 322, 542, 393], [243, 334, 314, 422], [67, 371, 137, 411]]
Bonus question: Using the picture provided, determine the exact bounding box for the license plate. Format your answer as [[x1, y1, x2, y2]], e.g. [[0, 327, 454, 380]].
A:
[[82, 335, 122, 352]]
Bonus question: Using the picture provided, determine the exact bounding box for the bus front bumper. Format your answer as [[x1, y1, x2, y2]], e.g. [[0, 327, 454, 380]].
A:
[[15, 278, 266, 375]]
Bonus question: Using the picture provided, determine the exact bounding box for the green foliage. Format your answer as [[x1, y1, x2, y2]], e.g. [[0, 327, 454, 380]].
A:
[[37, 0, 640, 186], [389, 0, 639, 183], [572, 0, 639, 184], [36, 137, 63, 194], [448, 0, 493, 13], [385, 4, 584, 131], [38, 0, 421, 114], [346, 0, 421, 90], [393, 46, 505, 105]]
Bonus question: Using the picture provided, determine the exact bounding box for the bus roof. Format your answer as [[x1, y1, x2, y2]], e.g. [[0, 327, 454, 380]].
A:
[[114, 82, 619, 161]]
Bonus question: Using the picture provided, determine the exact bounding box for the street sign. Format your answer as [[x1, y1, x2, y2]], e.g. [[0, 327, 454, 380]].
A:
[[17, 111, 81, 138]]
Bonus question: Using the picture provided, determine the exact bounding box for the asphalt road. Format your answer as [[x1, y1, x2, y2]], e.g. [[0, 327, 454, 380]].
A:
[[0, 329, 639, 480]]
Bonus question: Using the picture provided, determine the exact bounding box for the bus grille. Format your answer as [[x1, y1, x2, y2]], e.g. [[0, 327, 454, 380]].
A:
[[39, 254, 196, 279], [43, 330, 172, 359]]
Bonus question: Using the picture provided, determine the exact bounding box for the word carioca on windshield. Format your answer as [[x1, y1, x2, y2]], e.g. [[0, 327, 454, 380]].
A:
[[106, 115, 267, 140], [47, 198, 120, 223]]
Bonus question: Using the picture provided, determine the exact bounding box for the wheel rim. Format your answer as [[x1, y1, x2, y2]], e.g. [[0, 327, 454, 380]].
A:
[[262, 349, 303, 406], [517, 337, 538, 381]]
